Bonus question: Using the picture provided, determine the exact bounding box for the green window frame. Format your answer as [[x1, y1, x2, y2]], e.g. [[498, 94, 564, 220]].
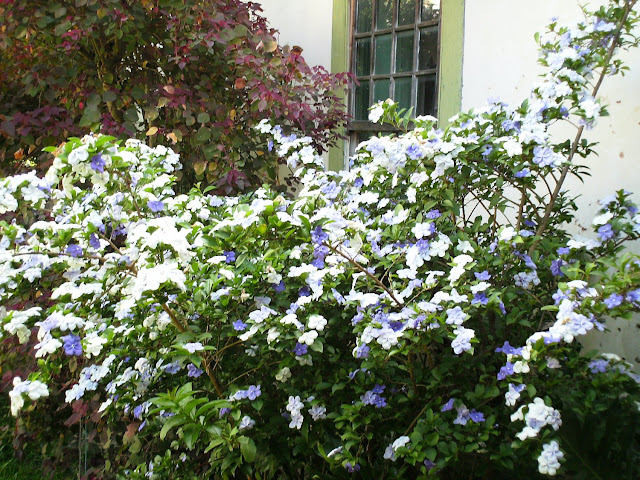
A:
[[328, 0, 464, 170]]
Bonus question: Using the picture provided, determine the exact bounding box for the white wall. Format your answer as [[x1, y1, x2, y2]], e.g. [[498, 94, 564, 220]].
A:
[[462, 0, 640, 366], [253, 0, 334, 69]]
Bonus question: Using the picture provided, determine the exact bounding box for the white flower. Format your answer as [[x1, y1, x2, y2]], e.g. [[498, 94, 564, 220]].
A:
[[275, 367, 291, 382], [298, 330, 318, 346], [238, 415, 255, 430], [368, 104, 384, 123], [499, 227, 516, 242], [592, 211, 614, 226], [457, 240, 474, 253], [84, 334, 108, 358], [538, 441, 564, 476], [307, 314, 327, 331], [183, 342, 204, 353], [411, 222, 432, 239], [308, 405, 327, 420]]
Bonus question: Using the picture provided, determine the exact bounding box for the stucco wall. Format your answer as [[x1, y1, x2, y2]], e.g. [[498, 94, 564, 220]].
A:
[[254, 0, 334, 68], [462, 0, 640, 366]]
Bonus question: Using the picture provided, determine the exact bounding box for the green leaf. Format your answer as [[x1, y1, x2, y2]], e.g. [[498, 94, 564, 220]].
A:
[[197, 112, 211, 124], [240, 437, 256, 462], [102, 91, 117, 103]]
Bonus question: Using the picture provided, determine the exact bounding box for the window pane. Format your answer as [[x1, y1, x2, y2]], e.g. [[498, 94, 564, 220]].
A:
[[355, 81, 371, 120], [356, 0, 373, 33], [373, 78, 390, 103], [420, 0, 440, 22], [375, 0, 392, 30], [418, 27, 438, 70], [374, 34, 392, 74], [394, 77, 412, 111], [355, 38, 371, 77], [395, 30, 414, 72], [416, 75, 436, 116], [397, 0, 415, 25]]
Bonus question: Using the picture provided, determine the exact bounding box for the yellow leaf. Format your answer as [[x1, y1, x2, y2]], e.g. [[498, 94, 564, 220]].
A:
[[146, 126, 158, 136], [167, 132, 178, 144], [264, 40, 278, 53]]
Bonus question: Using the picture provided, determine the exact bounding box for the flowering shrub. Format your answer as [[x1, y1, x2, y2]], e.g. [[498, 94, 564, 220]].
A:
[[0, 0, 350, 193], [2, 0, 640, 478]]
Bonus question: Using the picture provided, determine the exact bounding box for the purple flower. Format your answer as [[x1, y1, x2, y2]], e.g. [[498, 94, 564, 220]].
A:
[[589, 359, 608, 373], [550, 259, 565, 277], [267, 140, 274, 152], [233, 320, 248, 331], [495, 342, 523, 356], [219, 408, 231, 418], [133, 405, 144, 420], [557, 247, 570, 255], [371, 384, 386, 394], [90, 153, 105, 172], [604, 293, 623, 309], [471, 292, 489, 305], [474, 270, 491, 281], [345, 463, 361, 473], [426, 209, 441, 220], [89, 233, 100, 249], [66, 244, 83, 258], [424, 459, 436, 470], [246, 385, 261, 400], [441, 398, 454, 412], [626, 289, 640, 304], [515, 168, 530, 178], [598, 223, 615, 241], [311, 226, 329, 245], [274, 280, 286, 292], [164, 362, 181, 374], [497, 362, 515, 380], [355, 344, 370, 359], [298, 286, 311, 297], [224, 251, 236, 263], [533, 146, 555, 167], [293, 342, 308, 356], [469, 409, 485, 423], [147, 200, 164, 212], [187, 363, 203, 378], [62, 334, 82, 356], [406, 144, 423, 160]]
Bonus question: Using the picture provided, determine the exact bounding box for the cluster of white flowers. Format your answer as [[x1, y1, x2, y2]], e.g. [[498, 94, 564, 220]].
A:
[[511, 397, 562, 441], [9, 377, 49, 416], [286, 395, 304, 429]]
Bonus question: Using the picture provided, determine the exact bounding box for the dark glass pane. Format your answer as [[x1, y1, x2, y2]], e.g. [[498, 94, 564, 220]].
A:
[[418, 27, 438, 70], [374, 34, 392, 74], [420, 0, 440, 22], [355, 81, 371, 120], [394, 77, 412, 111], [356, 0, 373, 33], [356, 38, 371, 77], [373, 78, 390, 103], [395, 30, 414, 72], [416, 75, 436, 116], [397, 0, 415, 25], [357, 131, 375, 145], [375, 0, 392, 30]]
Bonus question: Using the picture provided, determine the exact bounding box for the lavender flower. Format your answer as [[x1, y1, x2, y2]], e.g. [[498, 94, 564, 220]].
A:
[[187, 363, 203, 378], [604, 293, 623, 309], [66, 244, 83, 258], [147, 200, 164, 212], [62, 334, 82, 356], [441, 398, 454, 412], [90, 153, 105, 172]]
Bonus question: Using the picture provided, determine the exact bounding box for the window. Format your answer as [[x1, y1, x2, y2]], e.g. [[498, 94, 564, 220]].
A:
[[349, 0, 441, 143]]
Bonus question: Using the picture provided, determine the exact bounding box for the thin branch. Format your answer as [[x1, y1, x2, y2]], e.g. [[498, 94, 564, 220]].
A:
[[325, 242, 404, 307], [529, 2, 636, 255]]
